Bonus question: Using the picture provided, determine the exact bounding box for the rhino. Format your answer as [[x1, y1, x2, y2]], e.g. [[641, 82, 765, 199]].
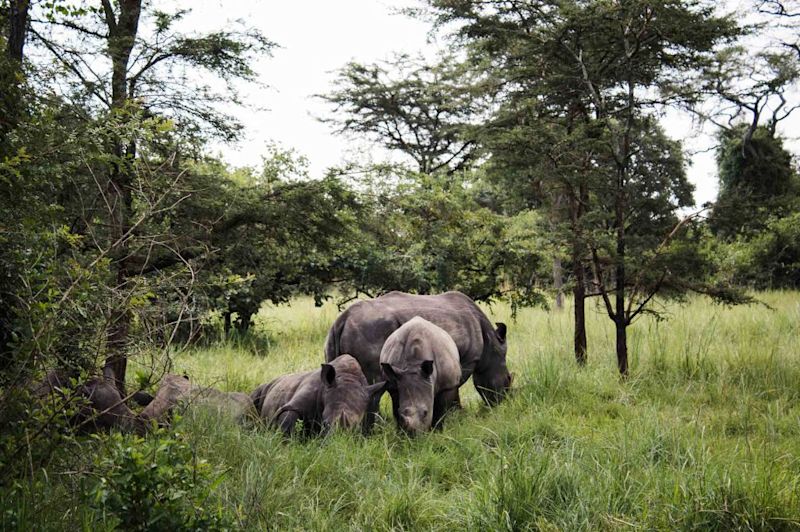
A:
[[139, 374, 255, 426], [380, 317, 461, 434], [30, 367, 145, 433], [75, 375, 144, 434], [250, 354, 385, 437], [325, 291, 512, 428]]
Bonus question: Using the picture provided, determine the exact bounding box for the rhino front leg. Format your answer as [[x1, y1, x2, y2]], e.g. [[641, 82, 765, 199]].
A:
[[387, 387, 402, 431], [276, 410, 300, 436], [432, 388, 460, 431], [361, 390, 383, 435]]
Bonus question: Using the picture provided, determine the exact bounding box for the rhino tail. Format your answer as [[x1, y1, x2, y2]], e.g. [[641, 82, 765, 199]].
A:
[[324, 314, 346, 362], [250, 382, 272, 416]]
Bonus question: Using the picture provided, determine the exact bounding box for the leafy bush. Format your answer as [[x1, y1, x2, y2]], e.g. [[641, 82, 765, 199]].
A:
[[87, 428, 233, 531]]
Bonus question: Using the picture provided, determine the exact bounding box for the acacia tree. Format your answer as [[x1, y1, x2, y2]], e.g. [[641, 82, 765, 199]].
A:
[[321, 54, 545, 308], [321, 54, 480, 174], [19, 2, 274, 393], [428, 0, 742, 375]]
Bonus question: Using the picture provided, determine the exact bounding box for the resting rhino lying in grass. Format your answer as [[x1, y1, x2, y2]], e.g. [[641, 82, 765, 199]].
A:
[[380, 317, 461, 434], [139, 374, 255, 426], [32, 369, 145, 434], [76, 376, 144, 433], [251, 354, 385, 436]]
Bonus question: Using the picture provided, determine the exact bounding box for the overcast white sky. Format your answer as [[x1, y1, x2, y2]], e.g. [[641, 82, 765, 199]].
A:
[[185, 0, 799, 207]]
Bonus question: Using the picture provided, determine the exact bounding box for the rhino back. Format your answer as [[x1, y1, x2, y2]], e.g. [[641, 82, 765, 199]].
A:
[[259, 371, 318, 422]]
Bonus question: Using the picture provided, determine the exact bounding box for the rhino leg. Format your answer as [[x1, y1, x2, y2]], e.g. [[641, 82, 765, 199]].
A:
[[276, 410, 300, 437], [132, 390, 154, 406], [432, 388, 460, 431], [453, 388, 462, 410], [387, 388, 402, 431], [361, 391, 383, 435]]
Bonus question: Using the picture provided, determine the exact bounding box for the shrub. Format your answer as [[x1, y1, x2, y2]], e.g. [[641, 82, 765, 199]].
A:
[[86, 427, 233, 531]]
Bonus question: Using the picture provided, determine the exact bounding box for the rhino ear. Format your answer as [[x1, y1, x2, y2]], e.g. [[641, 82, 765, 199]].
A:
[[366, 381, 387, 398], [381, 363, 400, 383], [495, 322, 507, 344], [320, 364, 336, 387], [420, 359, 434, 378]]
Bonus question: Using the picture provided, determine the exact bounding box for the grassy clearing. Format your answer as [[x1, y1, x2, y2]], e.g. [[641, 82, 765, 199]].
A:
[[5, 292, 800, 530]]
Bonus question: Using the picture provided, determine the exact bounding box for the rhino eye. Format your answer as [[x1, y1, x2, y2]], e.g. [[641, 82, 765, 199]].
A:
[[420, 360, 434, 378]]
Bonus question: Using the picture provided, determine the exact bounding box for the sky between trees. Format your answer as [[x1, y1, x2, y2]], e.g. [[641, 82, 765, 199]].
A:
[[125, 0, 800, 208]]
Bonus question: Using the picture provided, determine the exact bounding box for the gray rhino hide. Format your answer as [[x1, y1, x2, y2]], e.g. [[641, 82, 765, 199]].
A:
[[380, 316, 462, 433], [325, 291, 510, 407], [250, 354, 383, 436], [140, 374, 255, 426]]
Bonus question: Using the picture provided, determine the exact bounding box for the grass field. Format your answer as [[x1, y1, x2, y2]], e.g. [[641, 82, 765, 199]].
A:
[[6, 292, 800, 530]]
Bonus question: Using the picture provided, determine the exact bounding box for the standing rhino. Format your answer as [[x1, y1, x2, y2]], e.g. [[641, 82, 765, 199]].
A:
[[139, 374, 255, 427], [325, 291, 512, 428], [251, 354, 386, 436], [380, 317, 461, 434]]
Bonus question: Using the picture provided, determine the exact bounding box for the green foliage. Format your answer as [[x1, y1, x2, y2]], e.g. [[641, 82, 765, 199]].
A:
[[716, 212, 800, 289], [322, 55, 479, 174], [711, 125, 799, 239], [335, 167, 546, 307], [86, 428, 232, 531]]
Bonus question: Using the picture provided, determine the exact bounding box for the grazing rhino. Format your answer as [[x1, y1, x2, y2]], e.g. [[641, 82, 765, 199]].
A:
[[250, 354, 385, 437], [325, 291, 512, 428], [380, 317, 461, 434], [139, 374, 255, 426]]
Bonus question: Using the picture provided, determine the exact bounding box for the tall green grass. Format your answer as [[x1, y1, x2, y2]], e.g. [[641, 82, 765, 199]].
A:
[[4, 292, 800, 530]]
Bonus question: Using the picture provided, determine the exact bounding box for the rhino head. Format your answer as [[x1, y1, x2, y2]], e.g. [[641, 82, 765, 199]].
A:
[[473, 322, 513, 406], [381, 359, 435, 434], [319, 360, 385, 432]]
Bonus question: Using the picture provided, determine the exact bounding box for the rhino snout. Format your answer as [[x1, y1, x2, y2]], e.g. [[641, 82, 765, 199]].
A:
[[399, 407, 429, 434], [401, 406, 428, 419]]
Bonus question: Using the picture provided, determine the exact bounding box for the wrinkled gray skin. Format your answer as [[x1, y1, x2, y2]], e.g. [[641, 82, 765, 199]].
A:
[[76, 376, 144, 434], [380, 317, 461, 434], [32, 369, 144, 433], [251, 354, 385, 437], [325, 291, 512, 429], [33, 370, 252, 434], [139, 374, 255, 426]]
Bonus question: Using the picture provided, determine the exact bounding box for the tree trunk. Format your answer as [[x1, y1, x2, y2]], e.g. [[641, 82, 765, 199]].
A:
[[101, 0, 142, 396], [553, 256, 564, 310], [223, 311, 232, 338], [572, 260, 587, 365], [615, 317, 628, 376], [6, 0, 29, 62], [614, 167, 628, 377], [235, 312, 253, 334], [569, 184, 588, 365], [1, 0, 29, 138]]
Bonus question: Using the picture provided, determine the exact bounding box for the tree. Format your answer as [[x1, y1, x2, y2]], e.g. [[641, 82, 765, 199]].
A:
[[428, 0, 741, 375], [205, 151, 355, 334], [322, 53, 546, 308], [321, 55, 479, 174], [710, 125, 798, 238], [19, 1, 274, 394], [327, 165, 545, 308], [477, 94, 605, 365]]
